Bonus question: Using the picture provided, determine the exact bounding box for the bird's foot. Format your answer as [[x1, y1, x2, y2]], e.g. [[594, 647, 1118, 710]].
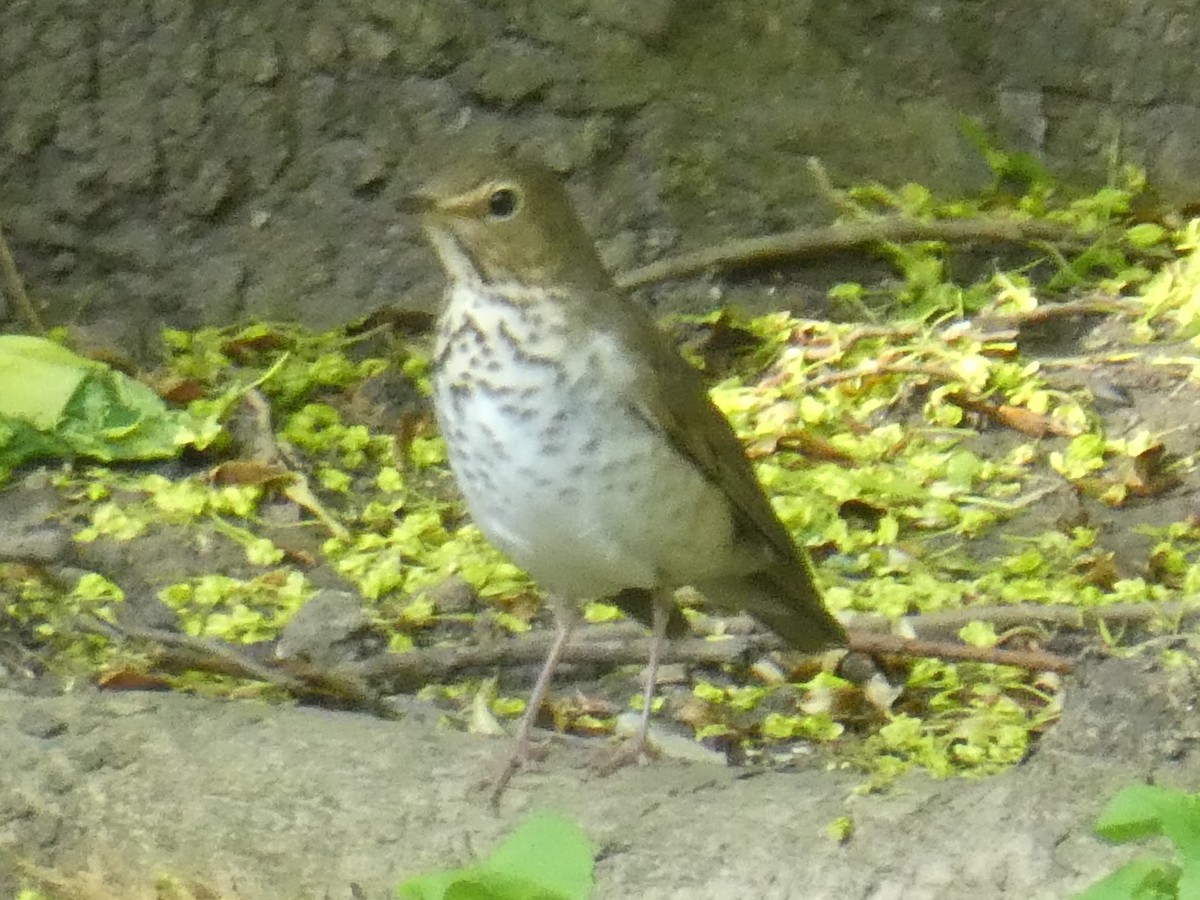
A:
[[590, 734, 659, 777], [485, 736, 551, 810]]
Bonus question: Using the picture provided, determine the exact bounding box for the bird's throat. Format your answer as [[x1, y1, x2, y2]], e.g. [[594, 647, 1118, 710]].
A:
[[424, 226, 489, 287]]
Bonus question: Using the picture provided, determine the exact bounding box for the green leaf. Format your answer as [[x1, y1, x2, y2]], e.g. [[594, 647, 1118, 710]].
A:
[[1125, 223, 1169, 249], [0, 335, 195, 472], [1095, 785, 1196, 844], [957, 621, 998, 649], [0, 335, 104, 428], [481, 812, 593, 899], [1178, 858, 1200, 899], [1158, 794, 1200, 864], [397, 813, 593, 900], [1073, 858, 1178, 900], [401, 871, 563, 900]]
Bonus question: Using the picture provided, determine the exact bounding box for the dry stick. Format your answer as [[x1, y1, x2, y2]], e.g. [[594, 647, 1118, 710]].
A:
[[974, 296, 1144, 329], [805, 362, 952, 390], [354, 625, 1077, 685], [357, 628, 764, 693], [104, 616, 1075, 705], [845, 632, 1073, 674], [237, 388, 350, 540], [98, 599, 1199, 704], [84, 616, 308, 692], [88, 616, 390, 713], [615, 218, 1082, 290], [0, 218, 44, 334], [864, 600, 1200, 637]]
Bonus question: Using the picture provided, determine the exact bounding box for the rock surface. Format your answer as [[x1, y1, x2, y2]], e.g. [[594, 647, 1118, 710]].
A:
[[4, 1, 1200, 348], [0, 656, 1196, 899]]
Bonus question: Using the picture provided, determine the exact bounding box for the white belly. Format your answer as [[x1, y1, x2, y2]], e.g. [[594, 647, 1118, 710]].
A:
[[432, 287, 744, 600]]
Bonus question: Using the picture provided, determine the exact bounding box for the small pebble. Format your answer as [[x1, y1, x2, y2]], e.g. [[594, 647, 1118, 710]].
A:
[[16, 709, 68, 740], [70, 738, 136, 773], [40, 754, 78, 795]]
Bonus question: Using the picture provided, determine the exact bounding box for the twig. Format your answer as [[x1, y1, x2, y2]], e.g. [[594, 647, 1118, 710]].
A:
[[85, 616, 304, 689], [352, 624, 1076, 687], [805, 362, 950, 390], [846, 632, 1073, 673], [616, 218, 1083, 290], [357, 626, 766, 693], [86, 617, 391, 715], [0, 217, 44, 334], [973, 296, 1142, 330], [804, 157, 862, 217], [236, 388, 350, 540], [866, 600, 1200, 638], [92, 598, 1200, 703]]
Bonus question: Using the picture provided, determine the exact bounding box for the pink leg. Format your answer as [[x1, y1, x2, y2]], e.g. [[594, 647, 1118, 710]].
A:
[[594, 590, 671, 774], [490, 606, 572, 808], [631, 591, 671, 757]]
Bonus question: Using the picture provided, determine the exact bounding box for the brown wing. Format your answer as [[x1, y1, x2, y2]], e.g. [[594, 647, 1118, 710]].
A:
[[576, 288, 846, 650], [582, 292, 802, 563]]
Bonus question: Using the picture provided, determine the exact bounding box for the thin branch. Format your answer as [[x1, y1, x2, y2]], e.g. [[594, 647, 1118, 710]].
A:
[[615, 218, 1084, 290], [0, 217, 44, 334], [973, 296, 1142, 330], [356, 626, 765, 693], [86, 617, 391, 715], [805, 361, 951, 390], [85, 616, 306, 690], [846, 632, 1073, 674], [93, 599, 1200, 705], [233, 388, 350, 540], [863, 600, 1200, 638]]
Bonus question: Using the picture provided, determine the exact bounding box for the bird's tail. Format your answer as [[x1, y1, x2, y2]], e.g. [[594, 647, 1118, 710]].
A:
[[608, 586, 689, 638], [696, 557, 846, 652]]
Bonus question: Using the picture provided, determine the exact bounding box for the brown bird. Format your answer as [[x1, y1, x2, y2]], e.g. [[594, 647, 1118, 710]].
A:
[[407, 150, 846, 802]]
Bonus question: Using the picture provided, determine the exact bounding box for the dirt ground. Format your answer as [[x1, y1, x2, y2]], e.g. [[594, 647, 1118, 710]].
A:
[[0, 655, 1197, 900], [2, 313, 1200, 899]]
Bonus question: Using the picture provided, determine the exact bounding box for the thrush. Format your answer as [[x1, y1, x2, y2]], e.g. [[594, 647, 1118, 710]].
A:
[[407, 150, 846, 802]]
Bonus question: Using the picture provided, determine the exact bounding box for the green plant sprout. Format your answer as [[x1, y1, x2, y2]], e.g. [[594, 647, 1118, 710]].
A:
[[397, 812, 594, 900], [1075, 785, 1200, 900]]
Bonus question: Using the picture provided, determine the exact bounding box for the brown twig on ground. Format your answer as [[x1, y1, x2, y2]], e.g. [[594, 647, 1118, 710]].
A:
[[86, 617, 391, 715], [356, 626, 767, 693], [615, 218, 1083, 290], [92, 599, 1200, 703], [0, 217, 44, 334], [846, 632, 1073, 673], [859, 600, 1200, 638], [233, 388, 350, 540], [943, 389, 1083, 438], [86, 616, 305, 689], [804, 361, 951, 390], [973, 296, 1142, 330], [353, 624, 1077, 688]]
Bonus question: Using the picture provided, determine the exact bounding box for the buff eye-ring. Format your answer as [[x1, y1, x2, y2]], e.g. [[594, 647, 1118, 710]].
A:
[[487, 186, 520, 219]]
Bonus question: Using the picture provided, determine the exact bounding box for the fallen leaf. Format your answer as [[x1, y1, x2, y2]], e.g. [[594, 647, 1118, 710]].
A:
[[208, 460, 294, 489]]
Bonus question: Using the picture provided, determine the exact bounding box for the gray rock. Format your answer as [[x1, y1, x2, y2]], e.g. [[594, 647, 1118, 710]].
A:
[[0, 477, 70, 565], [2, 0, 1200, 350], [276, 588, 387, 667], [419, 576, 478, 615], [0, 655, 1190, 899], [16, 708, 67, 739]]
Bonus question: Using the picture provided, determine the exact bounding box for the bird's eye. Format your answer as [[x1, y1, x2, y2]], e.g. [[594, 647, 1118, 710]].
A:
[[487, 187, 520, 219]]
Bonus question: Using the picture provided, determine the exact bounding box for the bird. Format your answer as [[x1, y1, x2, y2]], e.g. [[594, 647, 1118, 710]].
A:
[[406, 148, 847, 803]]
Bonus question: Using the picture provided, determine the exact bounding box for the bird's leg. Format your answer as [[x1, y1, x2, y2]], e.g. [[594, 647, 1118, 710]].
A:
[[489, 602, 572, 809], [593, 589, 671, 774], [634, 592, 671, 751]]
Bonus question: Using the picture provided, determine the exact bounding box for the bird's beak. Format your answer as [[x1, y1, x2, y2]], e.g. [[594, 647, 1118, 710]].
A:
[[398, 190, 435, 216]]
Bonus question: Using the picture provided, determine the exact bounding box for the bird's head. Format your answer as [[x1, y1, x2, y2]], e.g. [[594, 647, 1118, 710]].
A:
[[405, 152, 611, 292]]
